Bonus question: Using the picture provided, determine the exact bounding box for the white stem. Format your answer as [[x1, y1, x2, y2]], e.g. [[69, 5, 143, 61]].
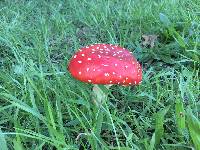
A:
[[92, 84, 112, 106]]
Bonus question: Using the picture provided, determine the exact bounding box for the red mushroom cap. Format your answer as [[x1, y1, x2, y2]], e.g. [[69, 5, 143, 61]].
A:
[[68, 44, 142, 85]]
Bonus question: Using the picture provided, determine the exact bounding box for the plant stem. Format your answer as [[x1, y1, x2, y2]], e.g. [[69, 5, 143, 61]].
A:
[[92, 84, 112, 106]]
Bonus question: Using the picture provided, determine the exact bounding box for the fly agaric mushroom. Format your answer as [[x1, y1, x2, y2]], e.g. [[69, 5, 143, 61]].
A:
[[68, 44, 142, 104]]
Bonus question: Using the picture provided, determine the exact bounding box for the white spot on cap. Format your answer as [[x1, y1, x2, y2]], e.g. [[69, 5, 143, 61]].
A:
[[126, 77, 128, 80], [86, 68, 89, 72], [88, 58, 92, 60], [104, 73, 109, 77], [93, 69, 96, 71], [92, 52, 95, 54], [78, 61, 82, 63], [129, 83, 132, 85], [109, 81, 112, 83], [79, 49, 82, 52], [102, 64, 109, 66], [88, 80, 92, 82], [98, 55, 101, 58], [134, 81, 137, 84], [115, 64, 118, 66], [74, 55, 77, 58], [125, 66, 128, 69], [78, 72, 81, 75], [112, 72, 116, 75], [119, 75, 122, 78], [81, 54, 85, 56]]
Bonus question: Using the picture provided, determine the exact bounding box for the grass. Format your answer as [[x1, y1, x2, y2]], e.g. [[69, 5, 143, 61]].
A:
[[0, 0, 199, 149]]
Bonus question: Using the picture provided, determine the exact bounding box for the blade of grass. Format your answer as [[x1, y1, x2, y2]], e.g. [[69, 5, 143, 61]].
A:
[[186, 108, 200, 149], [0, 128, 8, 150], [149, 133, 156, 150], [0, 93, 45, 121], [175, 98, 186, 135], [13, 139, 25, 150], [155, 106, 170, 146]]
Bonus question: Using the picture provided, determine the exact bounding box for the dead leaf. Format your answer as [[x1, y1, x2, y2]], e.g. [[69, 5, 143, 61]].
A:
[[142, 34, 158, 48]]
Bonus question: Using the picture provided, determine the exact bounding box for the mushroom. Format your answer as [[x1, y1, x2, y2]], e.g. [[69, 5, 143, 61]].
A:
[[68, 43, 142, 105]]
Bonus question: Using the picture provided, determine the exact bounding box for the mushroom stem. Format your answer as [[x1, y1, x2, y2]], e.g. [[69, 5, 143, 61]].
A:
[[92, 84, 112, 106]]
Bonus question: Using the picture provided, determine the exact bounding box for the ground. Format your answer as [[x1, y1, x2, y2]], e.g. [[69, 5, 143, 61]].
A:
[[0, 0, 199, 149]]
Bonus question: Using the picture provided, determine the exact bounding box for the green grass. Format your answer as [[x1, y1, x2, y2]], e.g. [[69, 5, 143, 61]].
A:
[[0, 0, 200, 149]]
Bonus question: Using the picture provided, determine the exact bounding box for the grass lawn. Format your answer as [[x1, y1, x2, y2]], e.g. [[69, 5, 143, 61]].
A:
[[0, 0, 200, 149]]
